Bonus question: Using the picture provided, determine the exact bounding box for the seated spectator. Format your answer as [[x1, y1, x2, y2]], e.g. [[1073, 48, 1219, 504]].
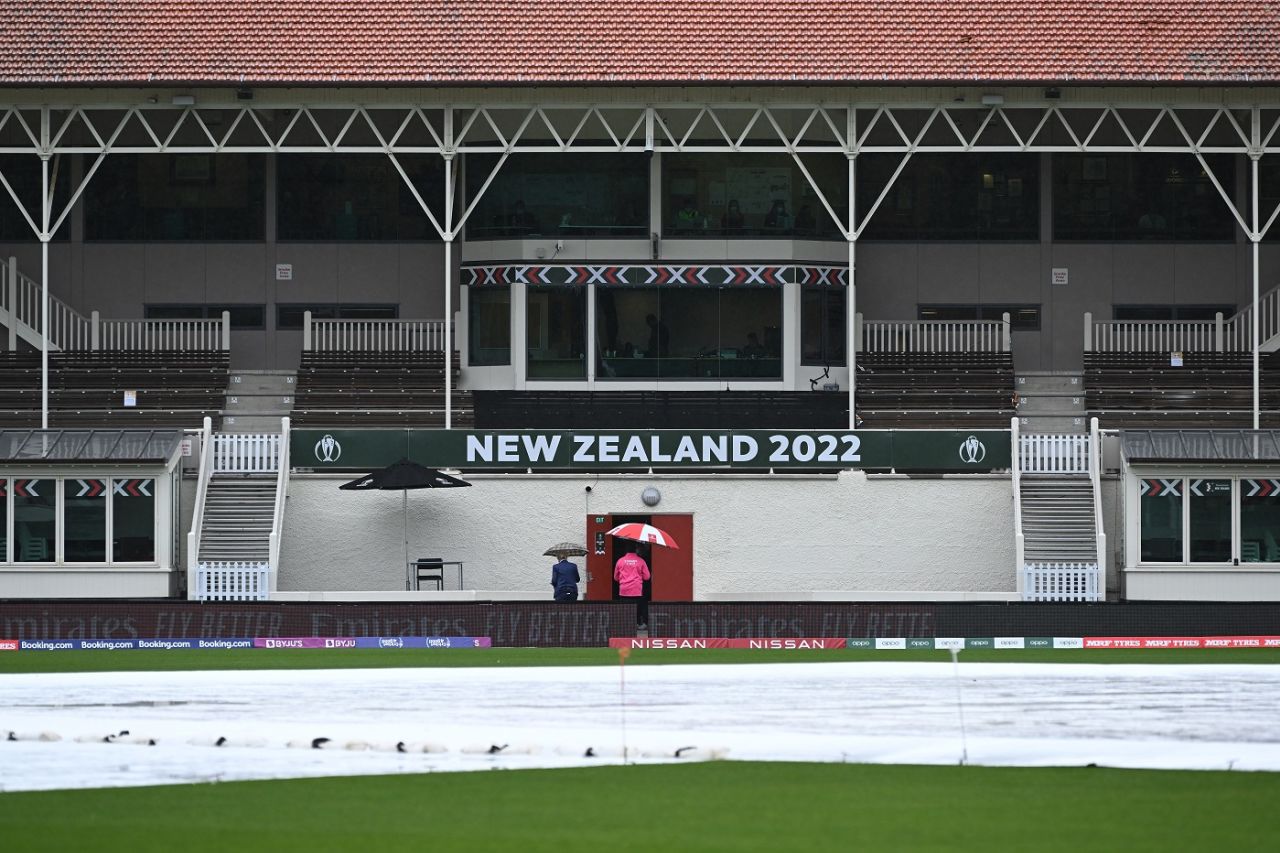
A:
[[674, 197, 703, 230], [742, 332, 767, 359], [721, 199, 745, 232], [795, 204, 816, 233], [764, 199, 791, 230], [508, 200, 538, 234]]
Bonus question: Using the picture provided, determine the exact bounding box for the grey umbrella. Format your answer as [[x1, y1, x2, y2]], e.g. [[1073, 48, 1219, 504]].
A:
[[543, 542, 589, 559], [339, 458, 471, 574]]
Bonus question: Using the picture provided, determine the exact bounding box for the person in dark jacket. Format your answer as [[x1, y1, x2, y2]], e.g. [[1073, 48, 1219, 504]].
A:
[[551, 558, 580, 601]]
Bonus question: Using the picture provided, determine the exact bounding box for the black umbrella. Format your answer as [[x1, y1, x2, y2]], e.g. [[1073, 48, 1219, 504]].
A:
[[339, 458, 471, 575]]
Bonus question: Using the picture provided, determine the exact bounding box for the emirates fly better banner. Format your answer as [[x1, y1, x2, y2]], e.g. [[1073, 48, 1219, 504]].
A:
[[294, 429, 1011, 472]]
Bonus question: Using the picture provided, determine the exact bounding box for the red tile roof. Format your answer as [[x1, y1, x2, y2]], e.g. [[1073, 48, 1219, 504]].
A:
[[2, 0, 1278, 87]]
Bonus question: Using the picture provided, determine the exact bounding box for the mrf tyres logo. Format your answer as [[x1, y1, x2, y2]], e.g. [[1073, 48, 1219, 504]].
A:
[[959, 435, 987, 465], [314, 434, 342, 464]]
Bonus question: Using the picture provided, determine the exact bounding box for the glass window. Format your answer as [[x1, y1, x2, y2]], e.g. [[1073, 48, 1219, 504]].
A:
[[468, 288, 511, 366], [596, 288, 782, 380], [64, 478, 107, 562], [1188, 478, 1232, 563], [1139, 477, 1183, 562], [858, 153, 1038, 241], [276, 304, 397, 330], [918, 304, 1040, 332], [1112, 304, 1236, 322], [1240, 478, 1280, 563], [0, 154, 72, 241], [802, 289, 847, 366], [527, 287, 586, 379], [467, 153, 649, 239], [1053, 153, 1235, 241], [663, 153, 846, 239], [14, 478, 55, 563], [278, 154, 442, 241], [146, 304, 265, 329], [112, 478, 155, 562], [85, 154, 265, 240]]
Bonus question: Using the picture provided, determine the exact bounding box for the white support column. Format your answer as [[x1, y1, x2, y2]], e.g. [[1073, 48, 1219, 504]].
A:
[[91, 310, 100, 350], [847, 153, 858, 429], [444, 236, 454, 428], [221, 310, 231, 351], [302, 310, 312, 351], [40, 148, 50, 431], [1252, 153, 1261, 430]]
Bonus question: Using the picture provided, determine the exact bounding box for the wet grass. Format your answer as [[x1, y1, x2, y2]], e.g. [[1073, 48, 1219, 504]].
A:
[[3, 646, 1280, 673], [1, 762, 1276, 853]]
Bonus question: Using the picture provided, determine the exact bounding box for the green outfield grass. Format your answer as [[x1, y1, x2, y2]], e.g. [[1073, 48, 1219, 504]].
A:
[[1, 762, 1276, 853], [3, 646, 1280, 673]]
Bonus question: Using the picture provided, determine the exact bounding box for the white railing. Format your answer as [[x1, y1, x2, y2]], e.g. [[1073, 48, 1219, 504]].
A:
[[2, 258, 91, 350], [1089, 417, 1108, 588], [3, 256, 229, 352], [1018, 433, 1091, 474], [304, 313, 448, 352], [1085, 283, 1280, 353], [98, 314, 229, 351], [195, 561, 270, 601], [858, 313, 1010, 352], [267, 416, 291, 594], [213, 432, 281, 473], [1011, 416, 1026, 595], [1021, 562, 1102, 602], [186, 417, 214, 597]]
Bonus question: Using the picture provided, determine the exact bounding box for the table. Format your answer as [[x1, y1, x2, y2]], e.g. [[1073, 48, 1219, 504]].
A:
[[406, 559, 465, 591]]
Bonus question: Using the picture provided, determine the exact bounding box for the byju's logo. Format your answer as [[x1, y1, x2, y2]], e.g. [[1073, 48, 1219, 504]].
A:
[[314, 434, 342, 463], [959, 435, 987, 464]]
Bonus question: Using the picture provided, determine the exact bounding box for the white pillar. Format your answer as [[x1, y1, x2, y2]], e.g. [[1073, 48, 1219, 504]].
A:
[[1252, 155, 1260, 430], [847, 154, 858, 429], [445, 237, 453, 429], [40, 153, 50, 431]]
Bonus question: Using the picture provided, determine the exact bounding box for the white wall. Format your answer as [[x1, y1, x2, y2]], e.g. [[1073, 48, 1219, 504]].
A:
[[278, 472, 1016, 596]]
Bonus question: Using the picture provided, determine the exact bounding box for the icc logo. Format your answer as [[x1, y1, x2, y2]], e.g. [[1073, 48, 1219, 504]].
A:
[[959, 435, 986, 464], [315, 434, 342, 463]]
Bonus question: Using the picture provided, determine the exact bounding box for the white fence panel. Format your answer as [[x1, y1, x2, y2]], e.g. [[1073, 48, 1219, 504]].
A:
[[100, 319, 223, 351], [196, 561, 270, 601], [212, 434, 281, 473], [1021, 562, 1102, 602], [1091, 320, 1219, 353], [861, 319, 1007, 353], [311, 319, 447, 352], [1019, 434, 1091, 474]]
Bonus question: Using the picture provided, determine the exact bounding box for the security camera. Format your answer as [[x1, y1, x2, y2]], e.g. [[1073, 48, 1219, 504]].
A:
[[584, 485, 593, 493]]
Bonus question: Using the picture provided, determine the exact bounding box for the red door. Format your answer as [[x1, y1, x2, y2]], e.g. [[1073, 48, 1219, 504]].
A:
[[585, 513, 693, 601]]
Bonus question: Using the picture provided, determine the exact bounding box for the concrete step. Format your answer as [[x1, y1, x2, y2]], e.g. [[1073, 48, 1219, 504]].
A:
[[1016, 373, 1084, 394], [1017, 415, 1087, 433], [221, 415, 291, 433], [223, 393, 295, 412], [228, 372, 297, 394], [1015, 394, 1086, 415]]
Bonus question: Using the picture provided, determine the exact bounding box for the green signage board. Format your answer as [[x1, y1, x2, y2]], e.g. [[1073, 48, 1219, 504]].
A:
[[293, 429, 1010, 473]]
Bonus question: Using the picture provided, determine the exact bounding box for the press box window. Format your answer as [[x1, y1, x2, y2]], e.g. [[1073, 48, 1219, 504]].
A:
[[276, 304, 398, 330], [918, 304, 1039, 332], [468, 288, 511, 366], [146, 304, 265, 330]]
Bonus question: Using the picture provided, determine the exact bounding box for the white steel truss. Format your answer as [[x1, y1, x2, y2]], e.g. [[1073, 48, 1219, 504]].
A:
[[2, 99, 1279, 429]]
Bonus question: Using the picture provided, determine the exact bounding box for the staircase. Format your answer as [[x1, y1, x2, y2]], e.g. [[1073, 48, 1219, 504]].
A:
[[1015, 372, 1086, 433], [1013, 426, 1106, 601], [189, 425, 290, 601], [1019, 477, 1098, 564], [197, 475, 278, 563], [221, 371, 296, 433]]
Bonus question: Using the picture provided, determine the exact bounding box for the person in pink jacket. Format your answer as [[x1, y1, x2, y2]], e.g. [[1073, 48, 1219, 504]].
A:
[[614, 546, 651, 629]]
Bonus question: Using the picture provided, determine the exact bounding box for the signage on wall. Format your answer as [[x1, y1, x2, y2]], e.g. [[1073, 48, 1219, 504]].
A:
[[275, 264, 293, 281], [122, 390, 137, 408], [291, 429, 1011, 473], [1051, 267, 1069, 286]]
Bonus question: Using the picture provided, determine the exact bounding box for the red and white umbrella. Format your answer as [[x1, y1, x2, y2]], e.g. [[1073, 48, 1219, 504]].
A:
[[606, 522, 680, 549]]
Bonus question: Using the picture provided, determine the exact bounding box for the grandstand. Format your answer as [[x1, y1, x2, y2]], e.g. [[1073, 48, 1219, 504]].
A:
[[0, 0, 1279, 607]]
